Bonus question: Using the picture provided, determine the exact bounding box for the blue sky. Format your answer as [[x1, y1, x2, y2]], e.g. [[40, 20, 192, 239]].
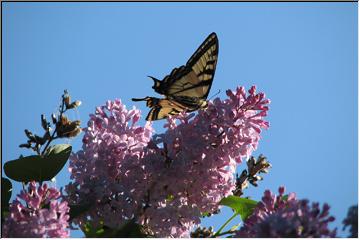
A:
[[3, 2, 357, 237]]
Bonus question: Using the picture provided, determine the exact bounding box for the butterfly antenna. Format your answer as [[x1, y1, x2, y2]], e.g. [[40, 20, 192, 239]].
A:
[[132, 97, 149, 102], [208, 89, 221, 100]]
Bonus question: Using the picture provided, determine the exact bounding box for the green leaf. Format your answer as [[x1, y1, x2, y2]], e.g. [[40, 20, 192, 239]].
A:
[[4, 144, 72, 182], [83, 221, 106, 238], [1, 178, 12, 220], [115, 219, 149, 238], [166, 194, 174, 202], [69, 202, 93, 221], [219, 196, 257, 221], [201, 211, 211, 217], [4, 155, 42, 182], [230, 223, 242, 232], [2, 178, 12, 207], [282, 194, 289, 201], [42, 144, 72, 178], [83, 219, 150, 238], [43, 144, 71, 157]]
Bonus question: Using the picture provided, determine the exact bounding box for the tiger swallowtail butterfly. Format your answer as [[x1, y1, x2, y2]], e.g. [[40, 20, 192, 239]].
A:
[[132, 32, 218, 121]]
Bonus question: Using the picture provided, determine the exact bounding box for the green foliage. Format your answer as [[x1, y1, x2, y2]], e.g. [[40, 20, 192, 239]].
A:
[[201, 211, 211, 217], [4, 144, 71, 182], [115, 220, 150, 238], [282, 194, 289, 201], [166, 194, 174, 202], [1, 178, 12, 221], [219, 196, 258, 221], [83, 221, 107, 238], [83, 219, 149, 238], [2, 178, 12, 208], [69, 202, 93, 221]]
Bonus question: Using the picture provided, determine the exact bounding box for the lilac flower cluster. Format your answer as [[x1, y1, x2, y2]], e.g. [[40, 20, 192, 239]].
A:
[[2, 181, 70, 238], [235, 187, 337, 237], [66, 86, 269, 237], [66, 100, 154, 230]]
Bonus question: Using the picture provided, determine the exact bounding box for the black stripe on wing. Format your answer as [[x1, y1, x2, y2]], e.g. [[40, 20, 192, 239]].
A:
[[139, 98, 186, 121], [186, 32, 218, 68], [151, 33, 218, 98]]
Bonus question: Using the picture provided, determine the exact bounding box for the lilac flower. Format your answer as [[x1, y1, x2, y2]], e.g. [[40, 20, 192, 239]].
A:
[[2, 181, 70, 238], [235, 187, 337, 237], [66, 86, 269, 237], [66, 99, 155, 232]]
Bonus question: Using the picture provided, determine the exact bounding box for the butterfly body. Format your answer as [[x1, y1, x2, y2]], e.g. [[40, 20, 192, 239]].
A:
[[132, 32, 218, 121]]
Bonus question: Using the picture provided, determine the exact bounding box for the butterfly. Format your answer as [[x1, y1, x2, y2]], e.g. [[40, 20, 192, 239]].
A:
[[132, 32, 218, 121]]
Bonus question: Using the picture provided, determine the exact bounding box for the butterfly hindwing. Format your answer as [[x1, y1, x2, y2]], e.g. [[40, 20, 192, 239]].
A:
[[143, 98, 187, 121]]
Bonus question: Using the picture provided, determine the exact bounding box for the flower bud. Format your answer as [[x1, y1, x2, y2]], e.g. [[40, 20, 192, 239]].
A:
[[56, 116, 81, 138], [191, 226, 215, 238], [64, 95, 71, 108], [24, 129, 36, 142], [70, 100, 82, 109], [19, 143, 31, 148], [41, 114, 49, 130], [51, 113, 57, 124], [34, 134, 46, 145], [233, 170, 249, 196]]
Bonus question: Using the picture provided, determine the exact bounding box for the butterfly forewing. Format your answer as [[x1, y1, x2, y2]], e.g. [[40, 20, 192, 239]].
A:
[[133, 32, 219, 121], [155, 33, 218, 99]]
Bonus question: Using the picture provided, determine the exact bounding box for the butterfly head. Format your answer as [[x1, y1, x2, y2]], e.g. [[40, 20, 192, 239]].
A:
[[199, 99, 208, 109]]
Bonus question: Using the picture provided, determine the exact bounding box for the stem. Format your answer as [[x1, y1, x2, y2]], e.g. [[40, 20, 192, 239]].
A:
[[213, 212, 238, 237], [41, 98, 66, 155], [213, 229, 236, 237], [32, 145, 40, 155]]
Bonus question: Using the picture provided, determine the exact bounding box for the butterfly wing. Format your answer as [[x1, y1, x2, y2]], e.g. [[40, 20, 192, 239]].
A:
[[145, 98, 190, 121], [133, 33, 218, 121], [152, 32, 218, 99], [132, 96, 193, 121]]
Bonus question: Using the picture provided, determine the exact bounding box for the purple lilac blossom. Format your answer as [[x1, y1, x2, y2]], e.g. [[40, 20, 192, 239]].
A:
[[66, 86, 269, 237], [2, 181, 70, 238], [235, 186, 337, 237]]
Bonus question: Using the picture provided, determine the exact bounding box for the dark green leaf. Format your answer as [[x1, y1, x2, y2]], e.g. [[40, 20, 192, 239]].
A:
[[4, 155, 41, 182], [83, 221, 106, 238], [1, 178, 12, 220], [2, 178, 12, 206], [83, 219, 150, 238], [282, 194, 289, 201], [219, 196, 257, 221], [4, 144, 72, 182], [115, 219, 149, 238], [43, 144, 71, 157], [201, 211, 211, 217], [69, 202, 93, 221], [166, 194, 174, 202]]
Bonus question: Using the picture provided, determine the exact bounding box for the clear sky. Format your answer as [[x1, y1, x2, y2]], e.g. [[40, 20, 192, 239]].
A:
[[3, 2, 357, 237]]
